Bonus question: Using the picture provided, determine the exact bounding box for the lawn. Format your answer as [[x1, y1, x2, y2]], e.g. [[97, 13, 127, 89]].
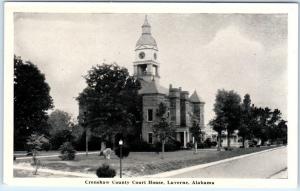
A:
[[14, 146, 278, 177]]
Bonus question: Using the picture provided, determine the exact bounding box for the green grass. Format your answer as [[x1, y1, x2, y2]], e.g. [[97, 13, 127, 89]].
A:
[[14, 146, 278, 177]]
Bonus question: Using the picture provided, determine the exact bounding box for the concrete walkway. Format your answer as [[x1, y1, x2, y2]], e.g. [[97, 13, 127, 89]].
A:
[[14, 163, 97, 178], [15, 151, 100, 160]]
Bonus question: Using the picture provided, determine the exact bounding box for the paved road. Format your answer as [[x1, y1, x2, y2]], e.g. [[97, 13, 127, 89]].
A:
[[168, 147, 287, 178]]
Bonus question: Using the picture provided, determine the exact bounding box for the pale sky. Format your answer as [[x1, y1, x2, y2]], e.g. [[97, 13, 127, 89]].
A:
[[14, 13, 288, 124]]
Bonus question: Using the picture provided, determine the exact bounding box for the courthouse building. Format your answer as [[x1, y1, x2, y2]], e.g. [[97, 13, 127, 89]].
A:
[[78, 16, 205, 148], [134, 16, 205, 148]]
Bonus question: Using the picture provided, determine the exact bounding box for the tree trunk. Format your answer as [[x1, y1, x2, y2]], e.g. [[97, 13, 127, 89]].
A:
[[194, 141, 198, 154], [32, 149, 38, 175], [227, 131, 231, 150], [161, 139, 165, 159], [217, 132, 221, 151], [85, 129, 89, 156], [242, 137, 245, 148]]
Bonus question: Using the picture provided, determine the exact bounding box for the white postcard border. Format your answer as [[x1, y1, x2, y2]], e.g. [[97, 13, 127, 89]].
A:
[[3, 2, 298, 188]]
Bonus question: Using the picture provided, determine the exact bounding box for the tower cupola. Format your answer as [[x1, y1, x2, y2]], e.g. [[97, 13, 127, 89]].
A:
[[133, 15, 160, 82], [136, 15, 158, 50]]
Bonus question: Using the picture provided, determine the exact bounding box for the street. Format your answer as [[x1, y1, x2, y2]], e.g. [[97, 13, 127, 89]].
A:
[[166, 146, 287, 178]]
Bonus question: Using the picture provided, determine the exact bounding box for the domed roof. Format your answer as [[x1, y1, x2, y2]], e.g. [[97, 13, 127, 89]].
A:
[[136, 34, 157, 47], [136, 15, 157, 48]]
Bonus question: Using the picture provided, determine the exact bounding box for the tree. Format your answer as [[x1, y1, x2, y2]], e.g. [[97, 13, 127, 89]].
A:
[[153, 102, 175, 159], [47, 110, 75, 149], [48, 109, 73, 135], [14, 55, 53, 150], [190, 115, 202, 153], [209, 116, 225, 151], [238, 94, 252, 147], [250, 106, 284, 145], [251, 107, 271, 144], [76, 63, 142, 153], [276, 120, 287, 144], [211, 89, 241, 150], [268, 109, 282, 141], [26, 133, 49, 174]]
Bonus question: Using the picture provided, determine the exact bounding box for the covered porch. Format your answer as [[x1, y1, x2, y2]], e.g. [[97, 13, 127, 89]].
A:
[[175, 127, 191, 148]]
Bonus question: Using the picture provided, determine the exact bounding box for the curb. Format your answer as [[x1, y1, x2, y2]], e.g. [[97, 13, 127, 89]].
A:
[[146, 146, 286, 178]]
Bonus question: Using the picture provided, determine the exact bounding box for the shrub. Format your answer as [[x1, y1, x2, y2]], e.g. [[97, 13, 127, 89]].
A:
[[203, 138, 212, 148], [50, 130, 74, 150], [211, 141, 217, 147], [73, 132, 110, 151], [96, 164, 116, 178], [59, 142, 76, 160], [41, 141, 52, 151], [224, 147, 233, 151], [114, 146, 130, 158], [155, 140, 181, 152], [129, 140, 156, 152], [186, 142, 194, 149]]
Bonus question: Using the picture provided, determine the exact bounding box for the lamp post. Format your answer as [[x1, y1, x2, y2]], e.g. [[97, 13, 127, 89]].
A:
[[118, 139, 123, 178]]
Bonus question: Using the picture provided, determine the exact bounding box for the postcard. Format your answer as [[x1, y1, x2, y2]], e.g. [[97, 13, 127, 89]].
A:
[[3, 2, 298, 188]]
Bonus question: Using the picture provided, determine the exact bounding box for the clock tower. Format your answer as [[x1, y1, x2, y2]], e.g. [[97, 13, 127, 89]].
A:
[[133, 15, 160, 82]]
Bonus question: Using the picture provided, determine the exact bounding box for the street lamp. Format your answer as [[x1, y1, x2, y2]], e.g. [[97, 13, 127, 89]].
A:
[[118, 139, 123, 178]]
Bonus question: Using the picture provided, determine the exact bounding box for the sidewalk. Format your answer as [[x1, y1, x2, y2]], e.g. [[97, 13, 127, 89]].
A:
[[15, 151, 99, 160], [14, 163, 97, 178], [146, 146, 286, 178]]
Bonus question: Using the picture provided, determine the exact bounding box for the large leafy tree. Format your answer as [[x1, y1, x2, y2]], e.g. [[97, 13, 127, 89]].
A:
[[47, 109, 76, 149], [14, 55, 53, 150], [251, 107, 271, 144], [153, 102, 175, 159], [268, 109, 282, 141], [238, 94, 252, 147], [209, 116, 225, 151], [275, 120, 287, 144], [250, 106, 284, 145], [211, 89, 241, 150], [77, 63, 142, 150], [48, 109, 73, 135]]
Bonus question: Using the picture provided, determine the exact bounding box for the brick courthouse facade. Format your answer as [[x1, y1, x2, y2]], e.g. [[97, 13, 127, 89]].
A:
[[134, 16, 205, 148]]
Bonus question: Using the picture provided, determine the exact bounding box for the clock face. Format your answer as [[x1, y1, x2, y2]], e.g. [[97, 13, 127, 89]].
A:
[[154, 53, 157, 60], [139, 52, 145, 59]]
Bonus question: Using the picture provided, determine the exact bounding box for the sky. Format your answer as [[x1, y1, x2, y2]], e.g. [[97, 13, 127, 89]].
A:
[[14, 13, 288, 124]]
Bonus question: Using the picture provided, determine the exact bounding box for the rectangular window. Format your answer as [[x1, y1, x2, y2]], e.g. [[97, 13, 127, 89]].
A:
[[147, 109, 153, 122], [148, 133, 153, 144]]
